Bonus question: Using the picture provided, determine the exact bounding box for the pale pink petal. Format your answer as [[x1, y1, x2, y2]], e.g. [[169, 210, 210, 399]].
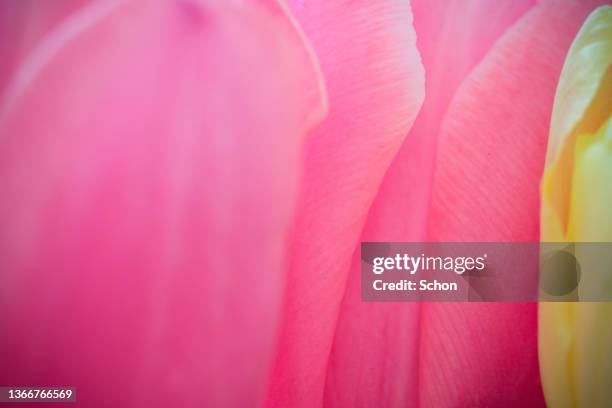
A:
[[325, 1, 537, 406], [266, 1, 425, 407], [0, 1, 324, 407], [421, 1, 607, 407]]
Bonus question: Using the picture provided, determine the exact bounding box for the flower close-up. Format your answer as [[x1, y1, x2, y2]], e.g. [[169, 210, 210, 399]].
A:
[[0, 1, 610, 407]]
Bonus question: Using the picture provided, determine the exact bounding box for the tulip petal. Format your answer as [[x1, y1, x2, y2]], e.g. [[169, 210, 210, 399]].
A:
[[363, 0, 535, 245], [569, 118, 612, 408], [324, 1, 536, 406], [428, 0, 605, 243], [421, 1, 607, 407], [540, 117, 612, 408], [266, 1, 424, 407], [0, 1, 325, 407], [0, 0, 86, 95], [540, 4, 612, 242], [539, 6, 612, 408]]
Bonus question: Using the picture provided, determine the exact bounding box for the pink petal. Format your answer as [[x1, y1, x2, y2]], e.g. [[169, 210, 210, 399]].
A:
[[325, 251, 422, 407], [419, 304, 542, 407], [0, 1, 324, 407], [421, 1, 607, 407], [0, 0, 86, 95], [266, 1, 425, 407], [325, 1, 538, 406], [428, 0, 608, 243]]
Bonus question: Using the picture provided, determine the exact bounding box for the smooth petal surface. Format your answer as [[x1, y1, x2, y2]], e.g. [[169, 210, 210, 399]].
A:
[[267, 1, 424, 407], [0, 0, 86, 95], [422, 1, 608, 407], [539, 6, 612, 408], [325, 1, 535, 407], [540, 5, 612, 241], [0, 1, 325, 407], [540, 118, 612, 408]]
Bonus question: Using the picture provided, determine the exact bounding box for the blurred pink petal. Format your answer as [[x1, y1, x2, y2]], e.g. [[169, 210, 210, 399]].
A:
[[0, 1, 325, 407], [0, 0, 86, 95], [325, 0, 540, 406], [266, 1, 424, 407], [421, 1, 607, 407]]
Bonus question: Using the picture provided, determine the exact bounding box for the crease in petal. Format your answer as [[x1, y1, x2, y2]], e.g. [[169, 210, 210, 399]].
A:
[[324, 1, 538, 407], [267, 1, 425, 407], [419, 1, 607, 407]]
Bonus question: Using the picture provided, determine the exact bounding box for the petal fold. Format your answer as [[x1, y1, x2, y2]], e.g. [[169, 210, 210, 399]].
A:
[[421, 2, 607, 407], [267, 1, 424, 406]]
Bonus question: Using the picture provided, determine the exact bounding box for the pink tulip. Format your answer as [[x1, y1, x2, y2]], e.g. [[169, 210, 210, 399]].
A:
[[272, 1, 605, 407], [0, 0, 606, 407]]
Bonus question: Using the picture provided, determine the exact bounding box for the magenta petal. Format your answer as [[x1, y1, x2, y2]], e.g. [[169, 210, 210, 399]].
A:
[[421, 1, 607, 407], [0, 1, 324, 407], [266, 1, 424, 407]]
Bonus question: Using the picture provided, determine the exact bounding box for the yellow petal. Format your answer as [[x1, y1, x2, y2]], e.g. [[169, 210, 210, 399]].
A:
[[540, 5, 612, 241], [567, 117, 612, 242], [539, 6, 612, 408]]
